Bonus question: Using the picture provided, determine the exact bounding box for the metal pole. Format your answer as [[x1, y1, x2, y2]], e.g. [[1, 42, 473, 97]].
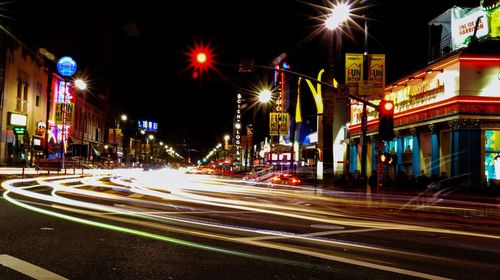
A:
[[360, 17, 369, 180], [61, 80, 68, 170], [45, 73, 52, 158]]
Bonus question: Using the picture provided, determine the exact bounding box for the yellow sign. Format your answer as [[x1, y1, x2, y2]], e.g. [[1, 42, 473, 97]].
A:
[[345, 53, 363, 96], [346, 53, 385, 98], [108, 128, 122, 145], [368, 54, 386, 97], [269, 113, 289, 136], [54, 103, 74, 125]]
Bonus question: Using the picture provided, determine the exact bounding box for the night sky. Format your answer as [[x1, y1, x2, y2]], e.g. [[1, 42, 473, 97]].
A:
[[4, 0, 482, 158]]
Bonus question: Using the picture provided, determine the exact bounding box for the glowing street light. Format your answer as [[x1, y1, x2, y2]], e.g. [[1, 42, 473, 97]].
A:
[[74, 78, 87, 90], [258, 89, 273, 103], [325, 2, 351, 30], [73, 78, 88, 161]]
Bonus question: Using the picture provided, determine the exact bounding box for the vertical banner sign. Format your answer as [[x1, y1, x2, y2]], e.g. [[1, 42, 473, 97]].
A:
[[108, 129, 122, 145], [54, 103, 74, 125], [269, 113, 289, 136], [55, 103, 64, 124], [368, 54, 385, 98], [108, 128, 115, 144], [235, 93, 242, 161], [345, 53, 363, 96], [115, 129, 122, 145], [65, 103, 74, 126]]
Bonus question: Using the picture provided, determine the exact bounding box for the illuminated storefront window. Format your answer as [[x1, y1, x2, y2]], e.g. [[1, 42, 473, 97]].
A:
[[485, 130, 500, 181], [385, 139, 397, 153], [403, 137, 413, 153]]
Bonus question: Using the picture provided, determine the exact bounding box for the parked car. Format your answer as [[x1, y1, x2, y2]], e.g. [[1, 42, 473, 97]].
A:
[[270, 173, 301, 186]]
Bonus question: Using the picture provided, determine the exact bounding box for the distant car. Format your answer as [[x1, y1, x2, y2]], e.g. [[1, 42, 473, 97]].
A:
[[270, 173, 301, 186]]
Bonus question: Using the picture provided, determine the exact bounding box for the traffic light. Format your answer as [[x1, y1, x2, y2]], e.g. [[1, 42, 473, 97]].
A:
[[378, 100, 394, 141], [378, 152, 395, 165], [186, 41, 216, 79]]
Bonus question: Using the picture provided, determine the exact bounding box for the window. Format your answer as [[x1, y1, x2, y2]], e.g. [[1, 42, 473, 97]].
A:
[[16, 79, 22, 112], [16, 71, 29, 113], [35, 82, 42, 107]]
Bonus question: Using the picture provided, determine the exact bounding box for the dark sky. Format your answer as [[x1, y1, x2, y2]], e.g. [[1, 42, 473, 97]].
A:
[[5, 0, 481, 158]]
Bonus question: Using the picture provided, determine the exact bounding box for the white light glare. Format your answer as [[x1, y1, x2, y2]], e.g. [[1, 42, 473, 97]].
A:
[[325, 3, 351, 30]]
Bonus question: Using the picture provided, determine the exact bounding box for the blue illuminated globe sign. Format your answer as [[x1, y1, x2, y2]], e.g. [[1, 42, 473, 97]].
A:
[[56, 56, 77, 77]]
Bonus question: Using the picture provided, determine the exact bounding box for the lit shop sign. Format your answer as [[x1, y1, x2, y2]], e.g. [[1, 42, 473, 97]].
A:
[[56, 56, 77, 77], [138, 120, 158, 132], [386, 80, 442, 109], [452, 7, 489, 50], [35, 121, 46, 137], [56, 80, 74, 103], [33, 138, 41, 146], [235, 93, 242, 148], [13, 127, 25, 135], [8, 112, 27, 126]]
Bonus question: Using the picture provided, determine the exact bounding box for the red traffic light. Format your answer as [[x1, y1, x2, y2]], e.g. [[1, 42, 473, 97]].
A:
[[185, 41, 217, 79], [378, 100, 394, 141], [380, 99, 394, 113], [383, 101, 394, 111], [196, 52, 207, 64]]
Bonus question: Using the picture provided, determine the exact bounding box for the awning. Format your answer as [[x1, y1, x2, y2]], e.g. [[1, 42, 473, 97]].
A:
[[91, 144, 101, 157]]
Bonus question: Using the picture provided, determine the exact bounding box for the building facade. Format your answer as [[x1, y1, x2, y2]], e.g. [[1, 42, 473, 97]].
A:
[[0, 42, 48, 166], [349, 42, 500, 187], [0, 38, 109, 166]]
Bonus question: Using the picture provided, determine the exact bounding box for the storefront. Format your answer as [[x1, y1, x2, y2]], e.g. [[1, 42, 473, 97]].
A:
[[348, 42, 500, 187]]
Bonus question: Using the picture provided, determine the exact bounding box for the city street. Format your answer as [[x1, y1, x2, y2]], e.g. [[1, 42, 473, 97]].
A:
[[1, 168, 499, 279]]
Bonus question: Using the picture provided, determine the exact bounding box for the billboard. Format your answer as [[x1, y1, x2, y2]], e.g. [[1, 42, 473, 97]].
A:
[[451, 6, 489, 50]]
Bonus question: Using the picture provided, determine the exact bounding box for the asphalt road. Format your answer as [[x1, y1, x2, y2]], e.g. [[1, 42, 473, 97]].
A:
[[1, 169, 499, 280]]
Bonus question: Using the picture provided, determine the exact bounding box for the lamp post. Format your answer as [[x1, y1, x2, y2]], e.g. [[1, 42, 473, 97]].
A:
[[257, 89, 274, 168], [146, 133, 154, 169], [74, 78, 87, 162], [324, 2, 371, 181], [115, 114, 127, 165], [54, 56, 78, 170], [322, 2, 353, 182]]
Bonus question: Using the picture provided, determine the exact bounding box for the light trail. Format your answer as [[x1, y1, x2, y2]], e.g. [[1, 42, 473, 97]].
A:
[[2, 170, 499, 279]]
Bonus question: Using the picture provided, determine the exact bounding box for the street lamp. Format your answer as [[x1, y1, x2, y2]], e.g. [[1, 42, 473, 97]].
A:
[[325, 2, 351, 31], [147, 133, 154, 167], [74, 78, 87, 162], [257, 89, 276, 167], [323, 1, 372, 181], [258, 89, 273, 103]]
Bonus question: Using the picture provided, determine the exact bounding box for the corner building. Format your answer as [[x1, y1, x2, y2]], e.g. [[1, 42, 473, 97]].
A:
[[349, 41, 500, 187]]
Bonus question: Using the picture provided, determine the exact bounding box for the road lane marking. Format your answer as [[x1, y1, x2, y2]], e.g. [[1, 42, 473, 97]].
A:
[[0, 254, 68, 280]]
